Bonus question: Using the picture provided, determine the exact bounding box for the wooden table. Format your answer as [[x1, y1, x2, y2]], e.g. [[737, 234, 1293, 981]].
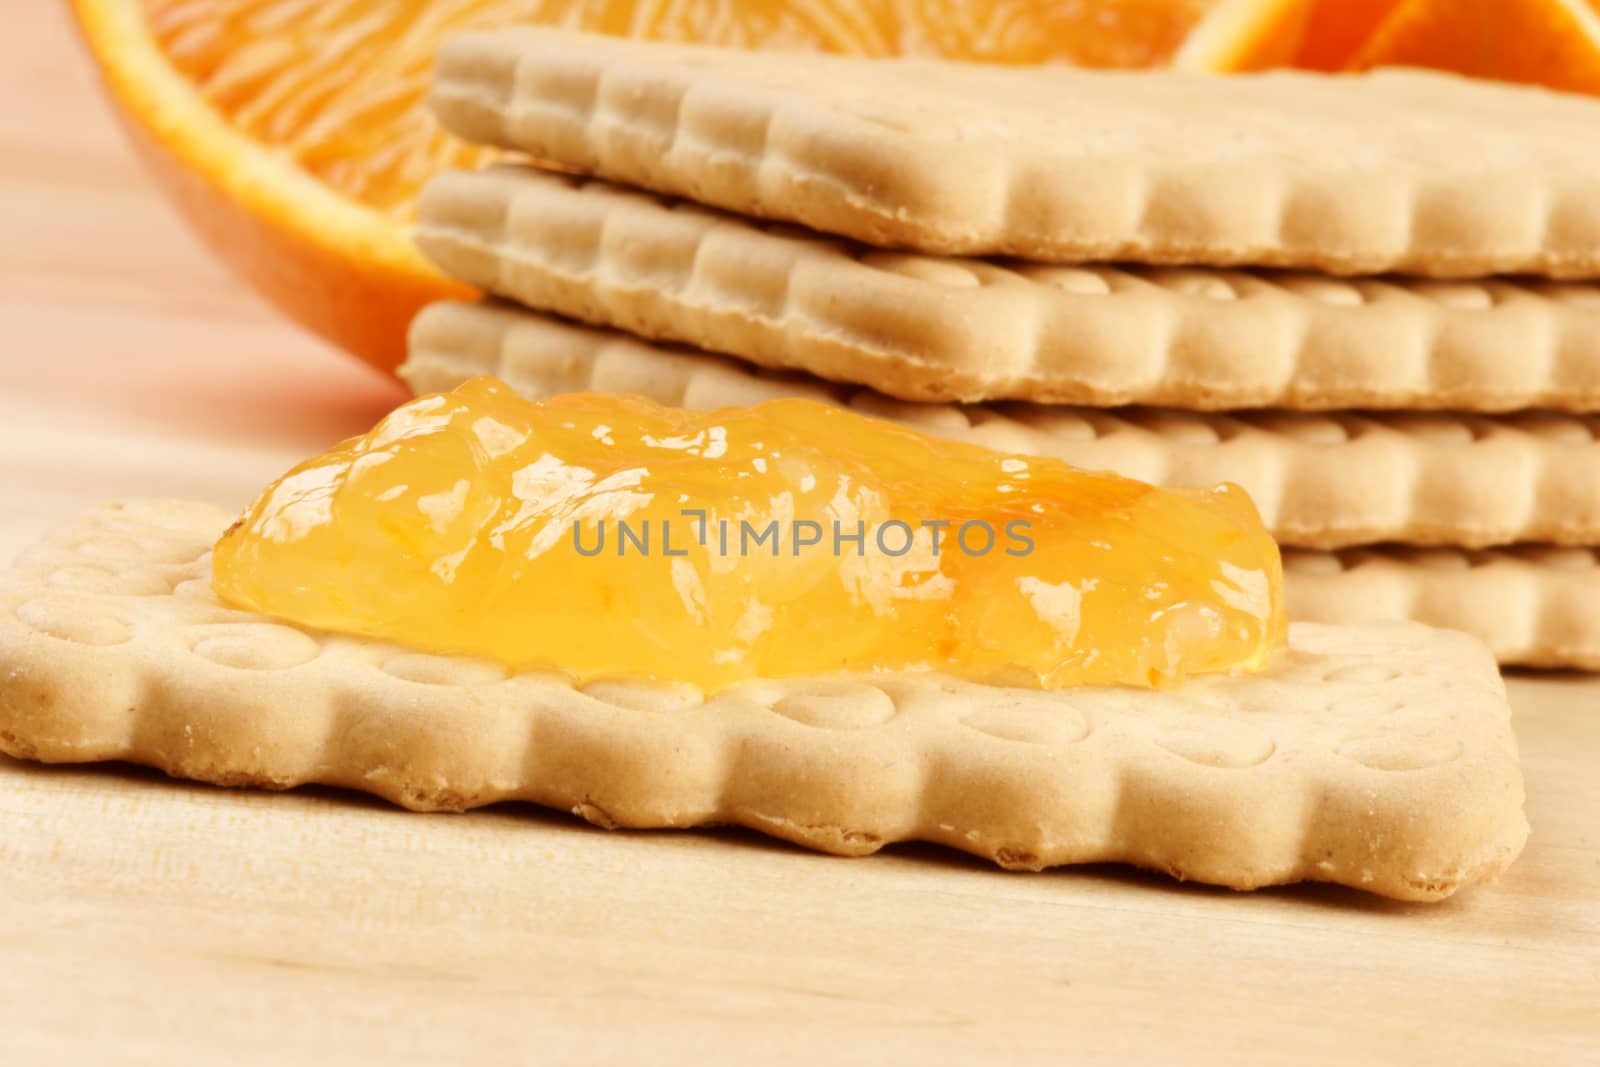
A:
[[2, 6, 1596, 1064]]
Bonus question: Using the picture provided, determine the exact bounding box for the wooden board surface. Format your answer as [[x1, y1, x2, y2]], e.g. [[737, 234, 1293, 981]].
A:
[[1, 6, 1597, 1064]]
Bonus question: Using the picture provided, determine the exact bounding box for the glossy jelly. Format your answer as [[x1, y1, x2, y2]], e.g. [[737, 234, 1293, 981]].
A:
[[213, 378, 1285, 690]]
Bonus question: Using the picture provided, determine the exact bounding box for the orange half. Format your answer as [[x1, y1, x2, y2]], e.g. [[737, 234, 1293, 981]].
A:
[[1172, 0, 1313, 71], [71, 0, 474, 373], [1348, 0, 1600, 96], [1293, 0, 1403, 71]]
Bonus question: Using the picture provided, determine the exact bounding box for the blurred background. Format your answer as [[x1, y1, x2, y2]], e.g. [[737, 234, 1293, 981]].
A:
[[0, 6, 403, 562]]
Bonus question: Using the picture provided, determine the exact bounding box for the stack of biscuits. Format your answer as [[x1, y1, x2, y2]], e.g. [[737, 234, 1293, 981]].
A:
[[401, 28, 1600, 670]]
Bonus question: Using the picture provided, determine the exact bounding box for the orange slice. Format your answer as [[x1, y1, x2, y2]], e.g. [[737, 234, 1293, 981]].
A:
[[1347, 0, 1600, 96], [70, 1, 1216, 375], [1172, 0, 1313, 71], [1293, 0, 1404, 71]]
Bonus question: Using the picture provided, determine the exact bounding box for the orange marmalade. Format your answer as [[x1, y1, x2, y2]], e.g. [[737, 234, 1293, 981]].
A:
[[212, 378, 1285, 690]]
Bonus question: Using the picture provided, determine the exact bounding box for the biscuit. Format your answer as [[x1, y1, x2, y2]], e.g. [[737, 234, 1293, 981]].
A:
[[402, 300, 1600, 549], [1284, 544, 1600, 671], [431, 29, 1600, 278], [0, 501, 1527, 901], [414, 168, 1600, 410]]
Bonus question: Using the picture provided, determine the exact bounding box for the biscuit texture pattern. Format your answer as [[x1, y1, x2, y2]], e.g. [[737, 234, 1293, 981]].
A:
[[415, 168, 1600, 410], [0, 502, 1527, 900], [432, 29, 1600, 278], [404, 300, 1600, 550], [1283, 545, 1600, 670]]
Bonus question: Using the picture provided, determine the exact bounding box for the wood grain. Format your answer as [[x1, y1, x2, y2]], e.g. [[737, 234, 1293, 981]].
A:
[[0, 5, 1596, 1064]]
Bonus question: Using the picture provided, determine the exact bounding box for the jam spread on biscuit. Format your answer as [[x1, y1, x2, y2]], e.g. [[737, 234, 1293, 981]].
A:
[[212, 378, 1284, 690]]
